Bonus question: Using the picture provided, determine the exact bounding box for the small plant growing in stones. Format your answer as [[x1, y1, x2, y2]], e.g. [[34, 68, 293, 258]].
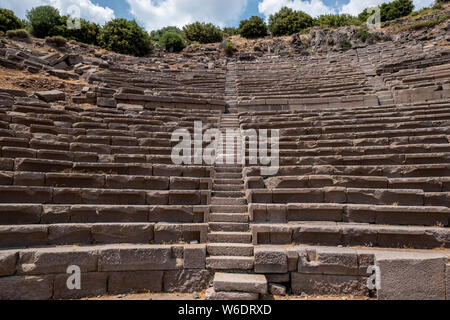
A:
[[46, 35, 67, 47], [225, 42, 234, 56], [6, 29, 30, 39], [339, 40, 352, 50], [254, 44, 262, 52]]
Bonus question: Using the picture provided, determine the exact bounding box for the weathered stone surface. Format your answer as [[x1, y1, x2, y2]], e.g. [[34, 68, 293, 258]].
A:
[[269, 283, 287, 296], [297, 247, 359, 275], [446, 263, 449, 301], [0, 204, 42, 224], [205, 287, 259, 300], [97, 97, 117, 108], [0, 251, 17, 276], [48, 224, 92, 245], [108, 271, 163, 294], [183, 244, 206, 269], [291, 273, 368, 296], [54, 272, 107, 299], [266, 273, 290, 283], [98, 245, 180, 271], [164, 269, 212, 293], [19, 248, 98, 275], [0, 276, 54, 300], [35, 90, 65, 102], [91, 223, 154, 244], [254, 247, 288, 274], [0, 225, 48, 247], [376, 252, 446, 300], [214, 272, 267, 294]]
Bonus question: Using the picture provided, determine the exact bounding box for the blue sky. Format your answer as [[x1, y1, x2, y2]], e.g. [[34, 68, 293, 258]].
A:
[[82, 0, 361, 25], [0, 0, 435, 31]]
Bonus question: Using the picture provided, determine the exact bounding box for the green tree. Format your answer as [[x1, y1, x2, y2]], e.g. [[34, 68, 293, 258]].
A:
[[314, 14, 361, 28], [64, 17, 101, 45], [0, 8, 23, 33], [223, 27, 238, 37], [238, 16, 268, 39], [159, 31, 186, 52], [183, 22, 223, 44], [359, 0, 414, 22], [98, 18, 152, 56], [26, 6, 62, 38], [268, 7, 313, 36], [150, 26, 184, 42]]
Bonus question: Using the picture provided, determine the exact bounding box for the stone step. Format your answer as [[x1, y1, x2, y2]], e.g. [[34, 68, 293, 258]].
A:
[[0, 204, 210, 225], [208, 231, 252, 243], [0, 186, 209, 206], [211, 197, 246, 205], [250, 203, 450, 226], [205, 288, 259, 300], [257, 175, 450, 192], [210, 205, 248, 213], [215, 173, 242, 179], [209, 213, 249, 223], [246, 163, 450, 179], [212, 191, 245, 198], [207, 243, 254, 256], [251, 222, 450, 249], [213, 184, 243, 192], [214, 167, 242, 173], [214, 179, 243, 185], [213, 272, 267, 294], [209, 222, 249, 232], [248, 188, 447, 207], [215, 164, 243, 168], [0, 222, 207, 248], [206, 257, 254, 270]]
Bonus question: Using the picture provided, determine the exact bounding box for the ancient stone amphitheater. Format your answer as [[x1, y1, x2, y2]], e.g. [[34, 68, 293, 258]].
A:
[[0, 33, 449, 300]]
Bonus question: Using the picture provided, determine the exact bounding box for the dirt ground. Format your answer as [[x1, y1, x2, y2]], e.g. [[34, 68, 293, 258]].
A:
[[85, 292, 373, 301], [0, 65, 88, 98]]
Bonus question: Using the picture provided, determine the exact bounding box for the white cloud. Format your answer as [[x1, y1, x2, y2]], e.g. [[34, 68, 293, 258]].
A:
[[0, 0, 115, 25], [258, 0, 336, 18], [126, 0, 248, 31], [257, 0, 437, 18], [340, 0, 435, 16]]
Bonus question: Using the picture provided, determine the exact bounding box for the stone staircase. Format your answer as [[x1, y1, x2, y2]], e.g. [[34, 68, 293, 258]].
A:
[[206, 113, 268, 299], [225, 62, 238, 113]]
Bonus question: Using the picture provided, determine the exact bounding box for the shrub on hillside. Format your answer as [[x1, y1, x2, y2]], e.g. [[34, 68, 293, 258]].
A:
[[6, 29, 30, 39], [314, 14, 361, 28], [238, 16, 268, 39], [160, 31, 186, 52], [225, 41, 234, 56], [0, 8, 23, 33], [99, 19, 152, 56], [339, 39, 352, 50], [359, 0, 414, 23], [55, 16, 101, 46], [223, 27, 238, 37], [45, 35, 67, 47], [183, 22, 223, 44], [268, 7, 313, 36], [26, 6, 62, 38], [150, 26, 184, 42]]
